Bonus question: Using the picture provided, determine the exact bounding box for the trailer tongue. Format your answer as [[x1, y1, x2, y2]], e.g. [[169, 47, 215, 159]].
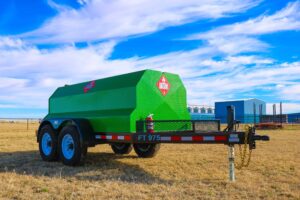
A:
[[37, 69, 269, 181]]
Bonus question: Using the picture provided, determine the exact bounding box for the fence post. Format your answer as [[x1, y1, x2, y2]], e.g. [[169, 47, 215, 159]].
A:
[[253, 103, 256, 125], [280, 102, 283, 126]]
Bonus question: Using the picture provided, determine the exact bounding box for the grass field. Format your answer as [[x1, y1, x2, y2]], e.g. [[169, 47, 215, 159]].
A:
[[0, 122, 299, 200]]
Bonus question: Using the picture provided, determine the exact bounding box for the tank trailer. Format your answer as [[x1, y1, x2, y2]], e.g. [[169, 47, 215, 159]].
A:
[[37, 70, 269, 180]]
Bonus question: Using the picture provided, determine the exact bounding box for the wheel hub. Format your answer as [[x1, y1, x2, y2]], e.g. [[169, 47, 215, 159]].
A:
[[62, 134, 75, 160], [41, 132, 52, 156]]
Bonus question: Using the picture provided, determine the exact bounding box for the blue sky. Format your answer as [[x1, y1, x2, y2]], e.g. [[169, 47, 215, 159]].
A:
[[0, 0, 300, 118]]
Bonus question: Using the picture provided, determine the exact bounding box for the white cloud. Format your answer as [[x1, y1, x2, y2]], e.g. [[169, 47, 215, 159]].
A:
[[77, 0, 89, 6], [1, 1, 300, 116], [206, 36, 269, 54], [47, 0, 69, 12], [190, 1, 300, 39], [1, 37, 300, 114], [280, 84, 300, 100], [0, 37, 26, 49], [0, 104, 18, 108], [186, 1, 300, 55], [267, 103, 300, 114], [0, 39, 140, 108], [0, 77, 28, 90], [21, 0, 261, 43]]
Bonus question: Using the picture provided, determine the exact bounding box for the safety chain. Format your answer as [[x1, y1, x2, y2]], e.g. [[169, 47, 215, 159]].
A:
[[235, 125, 252, 169]]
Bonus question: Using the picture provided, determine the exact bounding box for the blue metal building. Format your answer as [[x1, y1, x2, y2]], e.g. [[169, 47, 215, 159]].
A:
[[287, 113, 300, 123], [215, 99, 266, 123]]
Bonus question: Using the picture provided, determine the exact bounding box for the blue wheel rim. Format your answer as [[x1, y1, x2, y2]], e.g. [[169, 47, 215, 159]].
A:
[[62, 134, 75, 160], [41, 132, 52, 156]]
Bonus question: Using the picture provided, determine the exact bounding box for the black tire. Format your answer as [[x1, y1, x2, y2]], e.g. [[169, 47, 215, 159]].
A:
[[38, 124, 59, 161], [58, 125, 87, 166], [133, 143, 160, 158], [111, 143, 133, 154]]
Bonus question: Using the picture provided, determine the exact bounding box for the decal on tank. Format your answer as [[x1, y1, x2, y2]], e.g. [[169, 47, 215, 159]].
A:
[[84, 80, 96, 93], [156, 75, 170, 96]]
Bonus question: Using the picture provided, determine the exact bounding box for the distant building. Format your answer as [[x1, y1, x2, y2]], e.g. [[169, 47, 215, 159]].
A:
[[188, 105, 215, 120], [215, 99, 266, 123], [287, 113, 300, 123]]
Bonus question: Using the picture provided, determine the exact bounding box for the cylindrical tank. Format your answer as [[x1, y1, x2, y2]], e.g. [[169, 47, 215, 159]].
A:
[[46, 70, 190, 133]]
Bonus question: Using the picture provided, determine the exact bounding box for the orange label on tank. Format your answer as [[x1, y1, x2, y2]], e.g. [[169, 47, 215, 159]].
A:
[[156, 75, 170, 96]]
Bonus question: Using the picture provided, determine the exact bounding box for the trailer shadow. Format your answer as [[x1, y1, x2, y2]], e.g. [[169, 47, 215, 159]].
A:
[[0, 151, 169, 184]]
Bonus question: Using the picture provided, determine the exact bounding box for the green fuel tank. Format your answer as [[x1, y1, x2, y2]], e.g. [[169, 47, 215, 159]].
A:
[[46, 70, 190, 133]]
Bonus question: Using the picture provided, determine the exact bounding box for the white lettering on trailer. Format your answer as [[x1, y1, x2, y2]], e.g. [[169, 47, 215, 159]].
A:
[[203, 136, 215, 141], [161, 136, 171, 141]]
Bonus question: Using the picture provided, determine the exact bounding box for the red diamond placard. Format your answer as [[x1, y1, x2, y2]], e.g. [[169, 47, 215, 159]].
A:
[[156, 75, 170, 96]]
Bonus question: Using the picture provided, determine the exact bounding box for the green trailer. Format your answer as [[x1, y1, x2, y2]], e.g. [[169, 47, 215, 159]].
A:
[[37, 70, 269, 171]]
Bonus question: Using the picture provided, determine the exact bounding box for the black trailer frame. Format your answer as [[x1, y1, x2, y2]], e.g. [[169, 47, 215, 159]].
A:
[[93, 106, 269, 149]]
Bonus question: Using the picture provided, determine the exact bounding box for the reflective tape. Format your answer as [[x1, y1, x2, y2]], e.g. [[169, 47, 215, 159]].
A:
[[95, 135, 131, 141]]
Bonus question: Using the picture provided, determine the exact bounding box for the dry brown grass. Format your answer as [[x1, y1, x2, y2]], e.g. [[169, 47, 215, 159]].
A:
[[0, 122, 299, 200]]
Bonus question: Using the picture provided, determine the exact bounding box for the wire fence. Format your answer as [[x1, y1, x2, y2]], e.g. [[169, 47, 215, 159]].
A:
[[192, 114, 300, 125], [1, 113, 300, 132], [0, 118, 41, 131]]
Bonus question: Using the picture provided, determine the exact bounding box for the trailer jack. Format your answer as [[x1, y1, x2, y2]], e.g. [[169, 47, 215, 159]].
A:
[[226, 106, 270, 181]]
